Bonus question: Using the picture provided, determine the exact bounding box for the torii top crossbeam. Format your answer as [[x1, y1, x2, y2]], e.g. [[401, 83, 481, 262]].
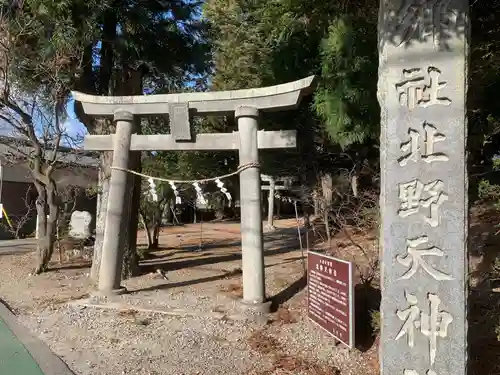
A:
[[71, 76, 316, 116]]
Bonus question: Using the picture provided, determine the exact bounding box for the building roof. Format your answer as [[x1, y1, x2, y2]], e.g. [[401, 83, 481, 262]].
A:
[[0, 136, 99, 167], [0, 136, 98, 187]]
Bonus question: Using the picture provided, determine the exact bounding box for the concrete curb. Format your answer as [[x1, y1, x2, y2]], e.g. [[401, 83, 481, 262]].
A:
[[0, 299, 74, 375]]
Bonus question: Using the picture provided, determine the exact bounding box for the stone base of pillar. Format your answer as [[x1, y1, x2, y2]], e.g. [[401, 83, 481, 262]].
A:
[[89, 287, 128, 304], [238, 299, 272, 315]]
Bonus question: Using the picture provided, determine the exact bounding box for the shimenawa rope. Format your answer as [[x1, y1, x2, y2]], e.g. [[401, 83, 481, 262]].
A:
[[110, 162, 260, 184]]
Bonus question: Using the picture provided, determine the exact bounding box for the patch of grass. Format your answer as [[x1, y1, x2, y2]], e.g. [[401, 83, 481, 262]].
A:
[[248, 330, 283, 355], [212, 305, 226, 313], [273, 354, 340, 375], [248, 329, 341, 375], [136, 318, 151, 326], [138, 246, 157, 260], [370, 310, 380, 335], [274, 307, 298, 325], [117, 310, 153, 326], [274, 277, 289, 289], [220, 282, 243, 298], [35, 293, 89, 309], [118, 309, 138, 317], [222, 267, 242, 277]]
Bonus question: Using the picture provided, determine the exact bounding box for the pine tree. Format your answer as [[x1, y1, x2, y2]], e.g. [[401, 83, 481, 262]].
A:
[[313, 16, 379, 149], [72, 0, 211, 280], [1, 0, 210, 277]]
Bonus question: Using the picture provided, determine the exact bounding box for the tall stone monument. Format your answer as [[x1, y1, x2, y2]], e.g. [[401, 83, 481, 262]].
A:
[[378, 1, 468, 375]]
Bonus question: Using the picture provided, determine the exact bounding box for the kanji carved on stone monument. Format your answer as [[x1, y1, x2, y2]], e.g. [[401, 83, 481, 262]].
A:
[[396, 67, 451, 109], [396, 235, 453, 281], [380, 0, 468, 374], [393, 0, 452, 48], [396, 292, 453, 365], [398, 179, 448, 227], [404, 370, 438, 375], [399, 122, 449, 166]]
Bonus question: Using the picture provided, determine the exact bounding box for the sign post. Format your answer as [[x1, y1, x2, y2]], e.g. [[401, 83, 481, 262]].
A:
[[307, 251, 355, 348]]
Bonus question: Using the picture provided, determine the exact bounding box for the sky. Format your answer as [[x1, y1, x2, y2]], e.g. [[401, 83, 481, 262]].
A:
[[62, 99, 88, 146], [1, 5, 206, 146], [0, 98, 88, 149]]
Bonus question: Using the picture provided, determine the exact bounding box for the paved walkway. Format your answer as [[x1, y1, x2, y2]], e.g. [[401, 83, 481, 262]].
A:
[[0, 238, 37, 255], [0, 301, 73, 375], [0, 316, 45, 375]]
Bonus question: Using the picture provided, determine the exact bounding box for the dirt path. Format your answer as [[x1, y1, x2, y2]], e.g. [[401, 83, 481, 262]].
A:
[[0, 219, 378, 375]]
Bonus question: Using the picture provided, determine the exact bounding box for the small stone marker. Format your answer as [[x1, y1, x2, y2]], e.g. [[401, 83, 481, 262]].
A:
[[378, 1, 468, 375], [307, 251, 354, 348], [69, 210, 92, 239]]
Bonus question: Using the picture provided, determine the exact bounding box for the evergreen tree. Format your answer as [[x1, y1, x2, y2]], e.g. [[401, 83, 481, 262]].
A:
[[313, 16, 379, 149], [1, 0, 210, 277], [72, 0, 211, 279]]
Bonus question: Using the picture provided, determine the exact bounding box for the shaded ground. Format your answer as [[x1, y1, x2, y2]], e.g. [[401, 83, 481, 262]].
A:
[[0, 219, 377, 375], [0, 205, 496, 375], [468, 205, 500, 375]]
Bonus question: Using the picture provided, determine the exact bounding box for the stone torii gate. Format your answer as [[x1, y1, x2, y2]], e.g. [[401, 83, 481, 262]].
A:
[[261, 174, 297, 230], [72, 76, 316, 314]]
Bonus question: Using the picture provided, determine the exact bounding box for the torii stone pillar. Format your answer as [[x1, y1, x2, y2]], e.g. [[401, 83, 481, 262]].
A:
[[72, 75, 316, 314], [236, 106, 266, 306], [98, 111, 134, 293]]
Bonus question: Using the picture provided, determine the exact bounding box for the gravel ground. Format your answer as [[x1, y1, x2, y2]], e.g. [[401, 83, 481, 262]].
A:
[[17, 300, 376, 375], [19, 305, 271, 375], [1, 220, 379, 375]]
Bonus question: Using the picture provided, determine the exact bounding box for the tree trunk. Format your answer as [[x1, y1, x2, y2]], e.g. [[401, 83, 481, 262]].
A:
[[34, 180, 59, 274], [313, 189, 320, 217], [321, 174, 334, 244], [122, 151, 141, 279], [323, 209, 332, 244], [34, 182, 47, 272], [351, 174, 358, 198], [117, 64, 143, 280], [214, 194, 225, 220], [139, 210, 153, 249], [85, 8, 118, 281], [152, 223, 160, 248], [90, 133, 113, 281], [163, 200, 172, 224], [151, 202, 163, 248], [298, 184, 312, 229]]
